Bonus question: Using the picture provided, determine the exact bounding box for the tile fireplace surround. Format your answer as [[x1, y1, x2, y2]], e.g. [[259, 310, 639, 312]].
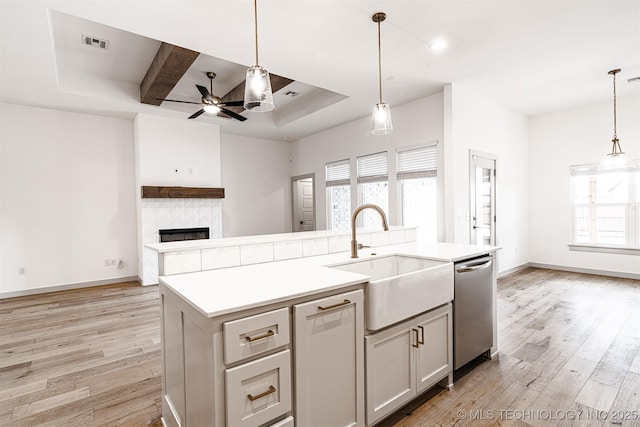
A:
[[141, 198, 222, 284]]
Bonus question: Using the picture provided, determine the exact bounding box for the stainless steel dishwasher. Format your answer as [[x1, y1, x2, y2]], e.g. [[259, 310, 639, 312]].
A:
[[453, 254, 494, 370]]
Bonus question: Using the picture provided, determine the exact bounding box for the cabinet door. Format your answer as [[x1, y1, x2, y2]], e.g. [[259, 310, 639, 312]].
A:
[[294, 289, 364, 427], [365, 320, 416, 425], [415, 304, 452, 393]]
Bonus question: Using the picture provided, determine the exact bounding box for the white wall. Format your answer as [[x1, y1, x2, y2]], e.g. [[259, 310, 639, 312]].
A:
[[220, 133, 292, 237], [444, 83, 530, 274], [0, 103, 137, 295], [134, 114, 222, 187], [290, 93, 445, 232], [528, 95, 640, 276]]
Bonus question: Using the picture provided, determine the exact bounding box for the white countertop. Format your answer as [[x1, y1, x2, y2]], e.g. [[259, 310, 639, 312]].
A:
[[160, 241, 499, 318]]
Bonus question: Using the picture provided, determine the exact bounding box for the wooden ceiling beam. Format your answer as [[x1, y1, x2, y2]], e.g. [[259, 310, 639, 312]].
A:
[[140, 43, 200, 106]]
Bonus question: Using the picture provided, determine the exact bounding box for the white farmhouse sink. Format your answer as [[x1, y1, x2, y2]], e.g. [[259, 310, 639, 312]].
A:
[[329, 255, 454, 331]]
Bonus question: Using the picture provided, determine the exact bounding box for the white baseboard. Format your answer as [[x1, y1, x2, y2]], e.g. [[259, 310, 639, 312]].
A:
[[497, 263, 531, 279], [498, 262, 639, 281], [528, 262, 640, 281], [0, 276, 141, 299]]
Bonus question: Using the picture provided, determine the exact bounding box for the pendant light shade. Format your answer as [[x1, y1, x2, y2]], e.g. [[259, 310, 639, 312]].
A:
[[372, 103, 393, 135], [244, 0, 274, 112], [244, 65, 273, 112], [371, 12, 393, 135], [599, 69, 633, 170]]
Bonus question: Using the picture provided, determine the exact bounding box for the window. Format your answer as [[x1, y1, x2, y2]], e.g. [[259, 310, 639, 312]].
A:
[[325, 159, 351, 230], [357, 152, 388, 228], [397, 143, 438, 242], [569, 163, 639, 253]]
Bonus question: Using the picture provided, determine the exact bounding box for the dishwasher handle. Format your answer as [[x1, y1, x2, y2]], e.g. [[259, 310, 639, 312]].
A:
[[456, 259, 492, 273]]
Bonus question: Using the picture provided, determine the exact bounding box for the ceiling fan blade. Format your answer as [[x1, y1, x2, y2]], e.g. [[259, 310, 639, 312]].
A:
[[220, 107, 247, 122], [196, 85, 214, 103], [188, 109, 206, 119], [156, 98, 202, 105], [219, 100, 244, 107]]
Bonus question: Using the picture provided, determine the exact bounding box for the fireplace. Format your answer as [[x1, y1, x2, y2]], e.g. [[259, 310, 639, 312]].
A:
[[159, 227, 210, 243]]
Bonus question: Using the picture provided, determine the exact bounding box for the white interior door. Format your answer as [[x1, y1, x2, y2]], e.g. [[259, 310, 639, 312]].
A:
[[292, 175, 315, 232], [470, 153, 496, 245]]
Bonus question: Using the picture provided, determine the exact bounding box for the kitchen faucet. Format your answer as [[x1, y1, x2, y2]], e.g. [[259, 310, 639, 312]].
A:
[[351, 204, 389, 258]]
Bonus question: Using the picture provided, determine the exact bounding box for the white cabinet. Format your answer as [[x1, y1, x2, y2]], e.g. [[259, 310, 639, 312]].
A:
[[225, 350, 292, 427], [223, 307, 290, 365], [294, 289, 365, 427], [223, 308, 292, 427], [415, 306, 452, 394], [365, 303, 452, 425]]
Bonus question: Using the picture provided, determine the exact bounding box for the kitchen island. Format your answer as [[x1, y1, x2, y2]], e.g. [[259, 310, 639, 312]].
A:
[[159, 240, 499, 427]]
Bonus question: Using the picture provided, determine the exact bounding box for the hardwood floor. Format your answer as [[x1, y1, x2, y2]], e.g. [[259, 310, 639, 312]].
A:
[[0, 282, 162, 426], [1, 268, 639, 426]]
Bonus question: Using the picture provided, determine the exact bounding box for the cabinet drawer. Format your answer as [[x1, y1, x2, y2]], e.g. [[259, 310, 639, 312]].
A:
[[225, 350, 292, 427], [224, 308, 290, 365], [269, 415, 294, 427]]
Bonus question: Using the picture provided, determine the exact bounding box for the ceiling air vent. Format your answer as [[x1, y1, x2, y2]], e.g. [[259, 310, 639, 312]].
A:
[[82, 34, 109, 50]]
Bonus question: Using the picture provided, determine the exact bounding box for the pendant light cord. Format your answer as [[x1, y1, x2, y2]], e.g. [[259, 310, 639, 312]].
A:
[[377, 20, 383, 104], [612, 70, 617, 139], [253, 0, 259, 65]]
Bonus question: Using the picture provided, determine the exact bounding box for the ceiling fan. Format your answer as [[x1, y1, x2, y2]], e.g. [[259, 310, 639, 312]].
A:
[[156, 72, 247, 121]]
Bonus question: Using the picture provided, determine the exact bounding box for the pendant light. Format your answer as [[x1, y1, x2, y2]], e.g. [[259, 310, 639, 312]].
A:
[[599, 69, 633, 170], [244, 0, 274, 112], [371, 12, 393, 135]]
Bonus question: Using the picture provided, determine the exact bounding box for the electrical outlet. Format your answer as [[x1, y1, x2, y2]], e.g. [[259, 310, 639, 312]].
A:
[[117, 258, 125, 268], [104, 259, 111, 266], [18, 267, 26, 275]]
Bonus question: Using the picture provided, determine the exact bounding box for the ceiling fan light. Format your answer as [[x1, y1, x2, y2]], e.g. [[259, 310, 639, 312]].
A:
[[203, 104, 221, 114], [371, 103, 393, 135], [244, 65, 274, 112]]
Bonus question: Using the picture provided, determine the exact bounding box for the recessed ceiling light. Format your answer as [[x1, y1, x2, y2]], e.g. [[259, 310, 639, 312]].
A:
[[429, 39, 447, 51]]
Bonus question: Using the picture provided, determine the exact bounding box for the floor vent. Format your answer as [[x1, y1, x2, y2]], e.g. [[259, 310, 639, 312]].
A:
[[82, 34, 109, 50]]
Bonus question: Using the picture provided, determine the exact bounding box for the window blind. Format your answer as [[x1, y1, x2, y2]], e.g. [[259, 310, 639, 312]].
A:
[[397, 144, 437, 180], [325, 159, 350, 187], [357, 151, 388, 183]]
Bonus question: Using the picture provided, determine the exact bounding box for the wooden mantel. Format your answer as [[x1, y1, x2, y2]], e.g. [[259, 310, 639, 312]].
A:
[[141, 186, 225, 199]]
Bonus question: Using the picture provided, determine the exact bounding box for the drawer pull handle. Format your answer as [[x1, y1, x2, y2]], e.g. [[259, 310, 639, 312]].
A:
[[412, 328, 420, 348], [247, 385, 276, 401], [245, 329, 275, 342], [318, 299, 351, 311], [418, 325, 425, 345]]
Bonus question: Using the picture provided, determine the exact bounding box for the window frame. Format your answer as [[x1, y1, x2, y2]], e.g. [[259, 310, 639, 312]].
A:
[[396, 142, 438, 224], [568, 163, 640, 255], [356, 151, 389, 228], [325, 159, 352, 231]]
